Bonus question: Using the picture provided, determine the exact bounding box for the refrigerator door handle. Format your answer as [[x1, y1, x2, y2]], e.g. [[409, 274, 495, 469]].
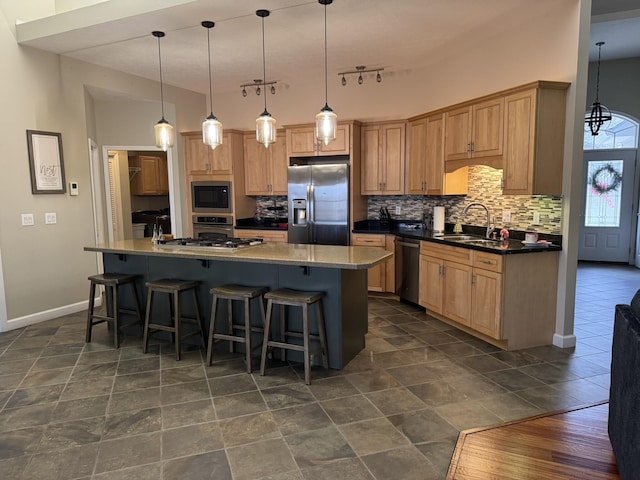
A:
[[308, 184, 315, 242]]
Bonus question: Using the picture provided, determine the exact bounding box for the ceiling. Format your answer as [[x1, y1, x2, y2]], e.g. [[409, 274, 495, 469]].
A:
[[14, 0, 640, 97]]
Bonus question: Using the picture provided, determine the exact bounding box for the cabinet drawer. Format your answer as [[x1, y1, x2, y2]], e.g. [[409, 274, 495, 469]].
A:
[[472, 251, 503, 273], [420, 241, 471, 265], [352, 233, 386, 247], [236, 229, 288, 243]]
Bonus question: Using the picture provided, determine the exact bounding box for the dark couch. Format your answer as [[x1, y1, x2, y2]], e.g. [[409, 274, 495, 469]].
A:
[[609, 290, 640, 480]]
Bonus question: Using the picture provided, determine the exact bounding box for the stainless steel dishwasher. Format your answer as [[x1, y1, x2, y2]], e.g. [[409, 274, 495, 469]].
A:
[[397, 237, 420, 304]]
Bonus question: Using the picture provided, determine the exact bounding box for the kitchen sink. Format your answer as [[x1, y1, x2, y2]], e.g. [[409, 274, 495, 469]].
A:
[[440, 235, 474, 240], [459, 238, 501, 246]]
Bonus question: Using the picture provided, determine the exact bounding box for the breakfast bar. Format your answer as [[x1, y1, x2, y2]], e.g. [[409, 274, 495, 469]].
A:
[[85, 239, 393, 369]]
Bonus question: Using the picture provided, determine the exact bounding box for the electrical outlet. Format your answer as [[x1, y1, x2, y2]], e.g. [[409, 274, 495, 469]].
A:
[[533, 212, 541, 224], [45, 212, 57, 225], [502, 210, 512, 223], [21, 213, 34, 226], [395, 205, 401, 215]]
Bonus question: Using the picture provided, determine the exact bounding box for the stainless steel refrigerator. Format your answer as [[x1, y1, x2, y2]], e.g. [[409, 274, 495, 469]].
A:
[[287, 163, 349, 245]]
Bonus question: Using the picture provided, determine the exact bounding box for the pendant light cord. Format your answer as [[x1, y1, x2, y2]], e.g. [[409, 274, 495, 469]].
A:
[[261, 15, 268, 113], [207, 26, 214, 115], [323, 2, 328, 108], [156, 35, 166, 120], [595, 42, 603, 103]]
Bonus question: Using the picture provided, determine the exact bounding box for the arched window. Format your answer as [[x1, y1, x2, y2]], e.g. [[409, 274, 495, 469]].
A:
[[584, 112, 639, 150]]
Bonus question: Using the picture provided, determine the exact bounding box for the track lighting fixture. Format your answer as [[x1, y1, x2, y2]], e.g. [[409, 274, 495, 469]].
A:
[[152, 31, 174, 152], [240, 79, 277, 97], [255, 9, 276, 148], [338, 65, 384, 86], [315, 0, 337, 146], [201, 21, 222, 150], [585, 41, 611, 136]]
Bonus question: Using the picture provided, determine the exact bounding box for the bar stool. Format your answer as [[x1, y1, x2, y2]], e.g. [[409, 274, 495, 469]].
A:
[[86, 273, 144, 348], [206, 284, 269, 372], [259, 288, 328, 385], [142, 279, 204, 361]]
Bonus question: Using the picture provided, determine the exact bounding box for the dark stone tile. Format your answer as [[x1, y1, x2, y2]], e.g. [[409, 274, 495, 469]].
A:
[[301, 457, 374, 480], [261, 384, 316, 410], [103, 407, 162, 440], [415, 331, 459, 346], [31, 354, 79, 371], [163, 451, 231, 480], [117, 357, 160, 375], [518, 363, 579, 384], [0, 390, 12, 409], [92, 463, 162, 480], [209, 373, 257, 397], [408, 381, 463, 408], [76, 349, 121, 365], [366, 387, 427, 415], [9, 336, 51, 349], [346, 369, 402, 393], [434, 400, 502, 431], [478, 393, 543, 422], [38, 417, 104, 451], [0, 404, 55, 432], [550, 357, 610, 378], [384, 335, 427, 349], [19, 368, 73, 388], [159, 349, 203, 369], [286, 424, 356, 468], [388, 359, 470, 385], [308, 376, 359, 401], [21, 444, 99, 480], [94, 432, 161, 473], [400, 346, 451, 364], [0, 455, 31, 479], [271, 402, 333, 436], [483, 368, 546, 392], [70, 362, 118, 381], [161, 399, 216, 429], [220, 411, 279, 447], [515, 385, 584, 412], [112, 370, 160, 393], [339, 417, 410, 455], [6, 384, 64, 409], [252, 365, 301, 389], [444, 375, 507, 401], [0, 373, 26, 391], [60, 376, 114, 401], [40, 343, 84, 357], [435, 342, 483, 358], [161, 364, 206, 385], [520, 345, 572, 362], [204, 358, 248, 378], [489, 350, 544, 368], [227, 438, 297, 479], [415, 437, 458, 478], [161, 380, 210, 405], [162, 421, 224, 459], [549, 379, 610, 404], [0, 426, 44, 459], [362, 445, 438, 480], [0, 359, 35, 376], [109, 387, 161, 414], [23, 326, 59, 337], [320, 395, 383, 425], [0, 347, 43, 361], [389, 408, 458, 443], [214, 391, 268, 420], [458, 354, 511, 373], [51, 395, 109, 422]]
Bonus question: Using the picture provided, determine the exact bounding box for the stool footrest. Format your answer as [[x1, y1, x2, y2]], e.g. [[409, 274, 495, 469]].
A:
[[266, 340, 305, 353]]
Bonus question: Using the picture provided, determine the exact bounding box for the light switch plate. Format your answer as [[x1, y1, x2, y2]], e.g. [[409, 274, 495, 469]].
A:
[[45, 212, 57, 225], [502, 210, 512, 223], [395, 206, 401, 215], [533, 212, 541, 224], [69, 181, 79, 196], [21, 213, 34, 226]]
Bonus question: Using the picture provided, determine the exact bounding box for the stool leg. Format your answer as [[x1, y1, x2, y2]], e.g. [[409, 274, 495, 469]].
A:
[[227, 299, 234, 353], [131, 281, 144, 334], [142, 288, 154, 354], [302, 304, 311, 385], [113, 285, 120, 348], [173, 290, 181, 361], [86, 281, 97, 343], [168, 294, 176, 348], [316, 300, 329, 370], [192, 289, 205, 350], [279, 304, 286, 362], [260, 299, 274, 376], [243, 297, 251, 373], [206, 295, 218, 366]]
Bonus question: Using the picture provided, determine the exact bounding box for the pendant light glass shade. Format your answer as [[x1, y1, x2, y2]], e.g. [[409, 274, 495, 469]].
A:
[[316, 0, 337, 146], [152, 31, 174, 151], [585, 42, 612, 136], [201, 21, 223, 150], [255, 10, 276, 148]]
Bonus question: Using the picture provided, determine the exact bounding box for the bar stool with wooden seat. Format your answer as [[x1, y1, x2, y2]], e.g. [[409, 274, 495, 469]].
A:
[[259, 288, 328, 385], [206, 284, 269, 372], [142, 279, 204, 361], [86, 273, 144, 348]]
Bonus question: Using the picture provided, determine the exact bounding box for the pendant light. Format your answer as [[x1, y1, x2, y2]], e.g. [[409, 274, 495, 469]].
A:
[[152, 31, 174, 152], [201, 21, 223, 150], [255, 9, 276, 148], [585, 41, 612, 136], [315, 0, 337, 146]]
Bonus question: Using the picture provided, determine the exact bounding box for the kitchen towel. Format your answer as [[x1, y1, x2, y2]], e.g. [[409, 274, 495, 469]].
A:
[[433, 206, 445, 234]]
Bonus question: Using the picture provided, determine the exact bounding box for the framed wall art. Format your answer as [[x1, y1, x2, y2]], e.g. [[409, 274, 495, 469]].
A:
[[26, 130, 66, 194]]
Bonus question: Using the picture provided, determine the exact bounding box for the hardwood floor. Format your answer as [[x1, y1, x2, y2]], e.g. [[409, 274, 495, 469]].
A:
[[447, 402, 619, 479]]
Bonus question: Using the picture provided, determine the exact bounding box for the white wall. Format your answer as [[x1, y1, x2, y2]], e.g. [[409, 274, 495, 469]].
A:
[[586, 57, 640, 120]]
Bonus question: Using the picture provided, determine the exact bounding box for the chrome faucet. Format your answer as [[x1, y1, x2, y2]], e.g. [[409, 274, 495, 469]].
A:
[[462, 202, 493, 238]]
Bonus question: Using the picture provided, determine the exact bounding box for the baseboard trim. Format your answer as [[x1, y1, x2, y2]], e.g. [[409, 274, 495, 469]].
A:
[[5, 297, 102, 332], [552, 333, 577, 349]]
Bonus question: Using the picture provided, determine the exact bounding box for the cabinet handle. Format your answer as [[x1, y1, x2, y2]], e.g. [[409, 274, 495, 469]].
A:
[[470, 142, 475, 153], [466, 143, 471, 153], [501, 177, 504, 190], [479, 259, 493, 265], [440, 265, 445, 276], [471, 275, 475, 285]]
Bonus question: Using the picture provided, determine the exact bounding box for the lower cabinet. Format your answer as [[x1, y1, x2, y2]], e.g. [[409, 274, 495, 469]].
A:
[[352, 233, 395, 293], [235, 229, 288, 243], [419, 241, 555, 349]]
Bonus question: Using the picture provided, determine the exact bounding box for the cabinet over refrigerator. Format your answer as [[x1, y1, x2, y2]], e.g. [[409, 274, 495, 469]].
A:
[[287, 163, 349, 245]]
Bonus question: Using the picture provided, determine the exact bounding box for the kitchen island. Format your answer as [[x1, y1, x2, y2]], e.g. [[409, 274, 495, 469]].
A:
[[85, 239, 392, 369]]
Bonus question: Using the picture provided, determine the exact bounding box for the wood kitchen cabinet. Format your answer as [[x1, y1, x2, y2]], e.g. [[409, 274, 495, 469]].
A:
[[235, 229, 288, 243], [502, 82, 569, 196], [418, 241, 557, 349], [183, 131, 239, 176], [352, 233, 395, 292], [444, 97, 504, 162], [407, 114, 467, 195], [129, 155, 168, 195], [361, 121, 405, 195], [286, 123, 351, 157], [243, 130, 287, 195]]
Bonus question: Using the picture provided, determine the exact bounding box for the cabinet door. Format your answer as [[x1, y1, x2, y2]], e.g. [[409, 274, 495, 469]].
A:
[[443, 261, 472, 326], [444, 106, 472, 161], [425, 114, 445, 194], [271, 131, 289, 194], [157, 157, 169, 194], [381, 123, 405, 194], [183, 133, 211, 175], [471, 268, 502, 338], [502, 89, 536, 195], [319, 124, 350, 155], [472, 98, 504, 158], [407, 118, 427, 194], [287, 127, 317, 157], [361, 126, 382, 194], [244, 134, 270, 195], [210, 135, 233, 174], [419, 255, 443, 314], [352, 233, 386, 292]]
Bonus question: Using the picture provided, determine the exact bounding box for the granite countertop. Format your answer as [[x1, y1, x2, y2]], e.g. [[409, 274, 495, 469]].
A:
[[235, 217, 288, 230], [85, 239, 392, 269], [353, 220, 562, 255]]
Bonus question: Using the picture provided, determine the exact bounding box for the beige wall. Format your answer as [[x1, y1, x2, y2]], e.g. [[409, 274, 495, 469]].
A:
[[0, 0, 587, 337]]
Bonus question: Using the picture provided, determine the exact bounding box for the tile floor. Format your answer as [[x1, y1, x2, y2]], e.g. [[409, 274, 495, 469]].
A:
[[0, 262, 636, 479]]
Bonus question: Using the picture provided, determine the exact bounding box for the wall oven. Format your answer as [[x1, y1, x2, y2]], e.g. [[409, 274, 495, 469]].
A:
[[192, 215, 234, 240], [191, 181, 232, 213]]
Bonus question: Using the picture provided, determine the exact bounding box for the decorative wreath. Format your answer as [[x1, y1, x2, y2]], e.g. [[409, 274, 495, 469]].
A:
[[590, 163, 622, 195]]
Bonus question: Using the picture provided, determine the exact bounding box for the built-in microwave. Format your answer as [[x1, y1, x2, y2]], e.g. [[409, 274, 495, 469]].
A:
[[191, 181, 232, 213]]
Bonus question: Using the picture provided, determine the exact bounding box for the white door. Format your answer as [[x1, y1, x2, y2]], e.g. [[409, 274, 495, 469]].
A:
[[579, 150, 637, 262]]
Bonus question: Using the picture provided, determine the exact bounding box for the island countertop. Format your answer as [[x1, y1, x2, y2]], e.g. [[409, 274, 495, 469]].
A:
[[84, 239, 393, 270]]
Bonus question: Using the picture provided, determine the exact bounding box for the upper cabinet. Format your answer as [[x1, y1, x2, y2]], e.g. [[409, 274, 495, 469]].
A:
[[502, 83, 569, 196], [183, 131, 235, 176], [286, 123, 351, 157], [445, 97, 504, 162], [361, 121, 405, 195], [407, 114, 467, 195], [129, 155, 168, 195], [244, 130, 288, 195]]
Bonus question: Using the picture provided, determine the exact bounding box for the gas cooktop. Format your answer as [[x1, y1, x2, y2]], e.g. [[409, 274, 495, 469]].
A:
[[156, 237, 263, 252]]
